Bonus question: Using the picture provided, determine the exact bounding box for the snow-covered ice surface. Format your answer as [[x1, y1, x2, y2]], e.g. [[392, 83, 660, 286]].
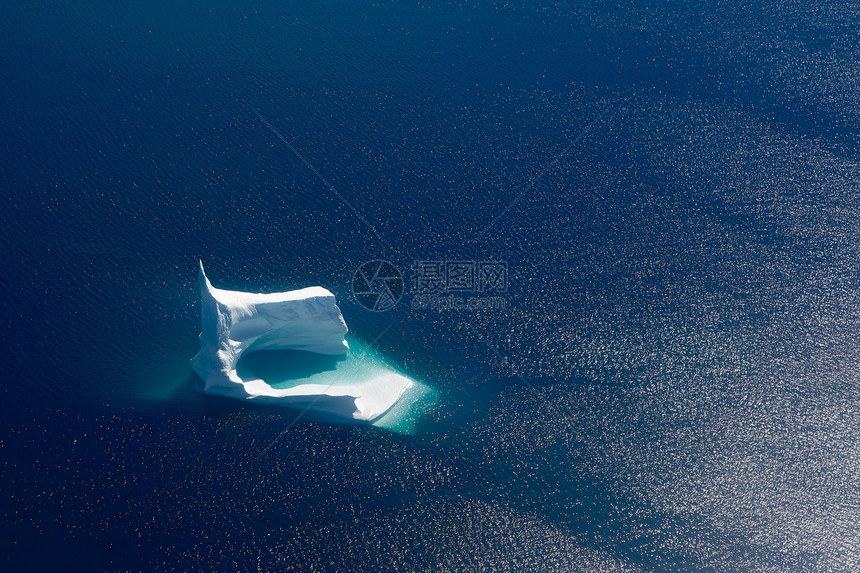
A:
[[191, 263, 422, 424]]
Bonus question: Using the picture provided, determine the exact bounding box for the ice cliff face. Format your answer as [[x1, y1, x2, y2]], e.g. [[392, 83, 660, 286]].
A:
[[191, 263, 411, 421]]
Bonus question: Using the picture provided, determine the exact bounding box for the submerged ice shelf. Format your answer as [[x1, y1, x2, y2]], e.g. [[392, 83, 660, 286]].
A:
[[191, 263, 414, 422]]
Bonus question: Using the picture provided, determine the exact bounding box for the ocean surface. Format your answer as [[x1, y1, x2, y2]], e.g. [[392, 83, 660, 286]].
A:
[[2, 0, 860, 570]]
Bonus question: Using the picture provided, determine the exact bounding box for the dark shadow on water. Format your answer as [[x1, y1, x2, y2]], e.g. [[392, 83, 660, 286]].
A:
[[237, 349, 346, 386]]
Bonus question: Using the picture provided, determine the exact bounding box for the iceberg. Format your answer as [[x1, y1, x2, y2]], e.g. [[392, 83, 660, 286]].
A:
[[191, 262, 413, 421]]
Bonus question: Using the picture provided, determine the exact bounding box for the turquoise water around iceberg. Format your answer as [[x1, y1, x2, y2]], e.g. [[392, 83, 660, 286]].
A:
[[236, 336, 438, 434]]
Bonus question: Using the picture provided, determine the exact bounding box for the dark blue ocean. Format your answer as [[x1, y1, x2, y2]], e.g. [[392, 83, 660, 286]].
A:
[[2, 0, 860, 570]]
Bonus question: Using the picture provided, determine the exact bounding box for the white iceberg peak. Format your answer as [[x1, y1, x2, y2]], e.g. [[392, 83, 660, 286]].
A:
[[191, 263, 412, 421]]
